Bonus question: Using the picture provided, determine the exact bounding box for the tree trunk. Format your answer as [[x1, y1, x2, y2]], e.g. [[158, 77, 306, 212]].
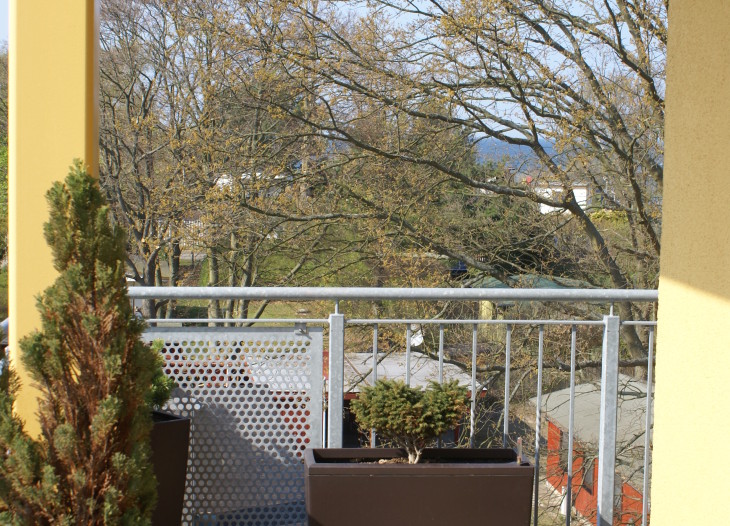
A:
[[207, 248, 220, 325], [225, 233, 238, 325], [166, 240, 180, 319]]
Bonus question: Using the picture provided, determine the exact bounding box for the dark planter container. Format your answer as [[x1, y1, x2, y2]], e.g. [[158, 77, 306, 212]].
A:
[[304, 448, 534, 526], [150, 411, 191, 526]]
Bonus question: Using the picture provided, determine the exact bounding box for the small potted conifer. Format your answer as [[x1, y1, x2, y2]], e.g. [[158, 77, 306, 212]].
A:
[[0, 162, 188, 525], [304, 379, 534, 526]]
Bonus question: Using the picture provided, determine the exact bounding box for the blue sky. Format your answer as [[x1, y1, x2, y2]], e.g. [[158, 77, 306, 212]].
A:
[[0, 0, 7, 44]]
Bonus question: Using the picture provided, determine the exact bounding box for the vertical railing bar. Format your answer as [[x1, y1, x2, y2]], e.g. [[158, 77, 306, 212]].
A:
[[438, 324, 445, 384], [372, 323, 378, 385], [597, 315, 620, 526], [566, 325, 577, 526], [327, 313, 345, 448], [470, 324, 477, 448], [438, 323, 445, 449], [371, 323, 378, 448], [642, 327, 655, 526], [322, 377, 327, 448], [503, 323, 512, 448], [406, 325, 412, 387], [533, 324, 545, 526]]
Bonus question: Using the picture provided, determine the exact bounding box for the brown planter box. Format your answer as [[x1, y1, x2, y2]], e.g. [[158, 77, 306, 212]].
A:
[[304, 448, 534, 526], [150, 411, 190, 526]]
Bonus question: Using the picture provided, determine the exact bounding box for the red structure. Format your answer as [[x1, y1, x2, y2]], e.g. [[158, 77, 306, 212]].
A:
[[546, 420, 648, 525]]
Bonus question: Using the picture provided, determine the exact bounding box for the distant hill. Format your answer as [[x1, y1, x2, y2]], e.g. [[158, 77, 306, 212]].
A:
[[474, 137, 556, 167]]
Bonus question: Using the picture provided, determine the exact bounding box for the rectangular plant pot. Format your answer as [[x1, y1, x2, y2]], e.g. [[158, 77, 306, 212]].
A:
[[304, 448, 534, 526], [150, 410, 191, 526]]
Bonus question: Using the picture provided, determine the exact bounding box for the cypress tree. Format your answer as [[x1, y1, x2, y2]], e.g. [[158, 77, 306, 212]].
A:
[[0, 161, 160, 524]]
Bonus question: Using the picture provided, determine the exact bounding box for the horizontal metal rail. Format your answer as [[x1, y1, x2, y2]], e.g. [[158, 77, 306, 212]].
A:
[[148, 317, 612, 327], [129, 286, 658, 302], [146, 317, 330, 325], [348, 318, 607, 326]]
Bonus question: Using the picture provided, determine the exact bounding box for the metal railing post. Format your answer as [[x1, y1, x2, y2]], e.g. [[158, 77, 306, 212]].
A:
[[470, 324, 477, 448], [327, 312, 345, 448], [503, 324, 512, 447], [566, 325, 577, 526], [533, 325, 545, 526], [406, 325, 412, 386], [371, 324, 378, 448], [642, 327, 655, 526], [597, 315, 620, 526]]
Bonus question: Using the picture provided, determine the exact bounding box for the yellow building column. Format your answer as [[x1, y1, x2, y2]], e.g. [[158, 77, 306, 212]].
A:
[[8, 1, 98, 433], [653, 3, 730, 524]]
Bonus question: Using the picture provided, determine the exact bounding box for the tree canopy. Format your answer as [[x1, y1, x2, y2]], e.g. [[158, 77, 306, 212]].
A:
[[98, 0, 666, 355]]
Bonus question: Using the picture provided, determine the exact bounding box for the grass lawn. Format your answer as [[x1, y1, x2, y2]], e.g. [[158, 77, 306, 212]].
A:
[[171, 298, 333, 321]]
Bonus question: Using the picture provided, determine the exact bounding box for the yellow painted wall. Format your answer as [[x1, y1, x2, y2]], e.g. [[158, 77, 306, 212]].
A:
[[8, 0, 98, 434], [653, 2, 730, 524]]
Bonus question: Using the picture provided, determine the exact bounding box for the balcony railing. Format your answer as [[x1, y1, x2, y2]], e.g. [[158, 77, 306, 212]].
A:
[[130, 286, 657, 526]]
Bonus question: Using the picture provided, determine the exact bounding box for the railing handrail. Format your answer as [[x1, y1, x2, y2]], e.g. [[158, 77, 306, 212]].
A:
[[128, 286, 658, 303]]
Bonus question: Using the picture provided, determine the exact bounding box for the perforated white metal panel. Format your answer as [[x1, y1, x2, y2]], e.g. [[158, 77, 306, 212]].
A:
[[143, 326, 323, 526]]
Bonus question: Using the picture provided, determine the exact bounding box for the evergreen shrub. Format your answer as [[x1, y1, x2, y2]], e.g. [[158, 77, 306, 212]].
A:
[[350, 379, 469, 464], [0, 161, 168, 525]]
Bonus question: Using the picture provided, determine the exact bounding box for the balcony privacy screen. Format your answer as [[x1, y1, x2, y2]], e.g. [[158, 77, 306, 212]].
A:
[[143, 326, 323, 526]]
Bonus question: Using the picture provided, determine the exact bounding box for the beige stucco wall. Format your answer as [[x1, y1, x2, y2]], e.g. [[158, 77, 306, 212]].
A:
[[652, 2, 730, 524], [8, 0, 98, 434]]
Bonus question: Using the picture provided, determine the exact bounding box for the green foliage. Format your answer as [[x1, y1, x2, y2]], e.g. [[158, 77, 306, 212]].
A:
[[147, 342, 175, 411], [589, 209, 629, 224], [350, 379, 469, 464], [0, 161, 166, 525]]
